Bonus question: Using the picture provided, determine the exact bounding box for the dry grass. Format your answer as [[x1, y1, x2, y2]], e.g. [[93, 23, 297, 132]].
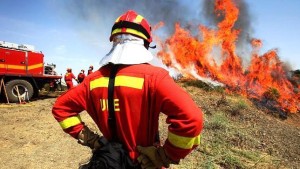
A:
[[0, 80, 299, 169], [172, 80, 300, 169]]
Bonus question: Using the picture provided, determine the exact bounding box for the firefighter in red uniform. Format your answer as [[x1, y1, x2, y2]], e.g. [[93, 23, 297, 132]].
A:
[[87, 65, 93, 75], [64, 68, 77, 89], [52, 10, 203, 169], [77, 69, 86, 83]]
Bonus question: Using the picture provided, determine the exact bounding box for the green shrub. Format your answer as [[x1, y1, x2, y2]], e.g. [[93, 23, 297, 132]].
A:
[[263, 87, 280, 101]]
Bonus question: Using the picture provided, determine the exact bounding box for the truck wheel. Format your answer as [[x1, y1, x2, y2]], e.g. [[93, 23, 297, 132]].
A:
[[5, 80, 34, 103]]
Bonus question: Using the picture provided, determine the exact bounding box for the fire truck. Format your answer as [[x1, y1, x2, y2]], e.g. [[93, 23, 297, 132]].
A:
[[0, 41, 62, 102]]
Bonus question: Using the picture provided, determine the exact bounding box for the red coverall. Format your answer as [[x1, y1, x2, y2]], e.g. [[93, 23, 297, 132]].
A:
[[64, 72, 76, 89], [53, 64, 203, 162]]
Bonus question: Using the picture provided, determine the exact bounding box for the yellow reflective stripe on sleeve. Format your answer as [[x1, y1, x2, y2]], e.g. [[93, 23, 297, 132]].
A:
[[90, 76, 144, 90], [59, 116, 82, 129], [168, 131, 201, 149], [112, 28, 147, 40]]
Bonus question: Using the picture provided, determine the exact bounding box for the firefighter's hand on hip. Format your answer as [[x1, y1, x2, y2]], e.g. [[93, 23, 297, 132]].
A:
[[77, 126, 102, 151], [137, 146, 172, 169]]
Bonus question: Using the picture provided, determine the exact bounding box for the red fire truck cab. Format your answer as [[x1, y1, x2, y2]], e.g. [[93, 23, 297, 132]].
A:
[[0, 41, 62, 102]]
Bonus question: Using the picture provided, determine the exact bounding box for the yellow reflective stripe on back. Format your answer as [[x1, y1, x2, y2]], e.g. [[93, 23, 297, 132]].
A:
[[59, 115, 82, 129], [90, 77, 109, 90], [90, 76, 144, 90], [168, 131, 201, 149], [112, 28, 147, 40], [115, 76, 144, 89]]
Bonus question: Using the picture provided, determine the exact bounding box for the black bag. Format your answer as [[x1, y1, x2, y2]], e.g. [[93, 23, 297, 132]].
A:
[[79, 137, 139, 169]]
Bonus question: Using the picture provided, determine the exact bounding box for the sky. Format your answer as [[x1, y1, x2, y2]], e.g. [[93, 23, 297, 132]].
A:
[[0, 0, 299, 78]]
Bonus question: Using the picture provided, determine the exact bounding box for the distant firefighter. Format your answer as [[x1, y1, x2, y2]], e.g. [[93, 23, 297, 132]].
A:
[[77, 69, 86, 83], [87, 65, 93, 75], [64, 68, 77, 89]]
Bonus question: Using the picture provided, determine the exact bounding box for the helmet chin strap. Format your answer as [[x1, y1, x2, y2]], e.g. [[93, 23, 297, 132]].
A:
[[143, 40, 156, 49], [149, 44, 156, 49]]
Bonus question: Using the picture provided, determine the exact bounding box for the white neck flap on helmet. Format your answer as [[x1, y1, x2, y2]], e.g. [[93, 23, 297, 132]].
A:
[[99, 34, 153, 66]]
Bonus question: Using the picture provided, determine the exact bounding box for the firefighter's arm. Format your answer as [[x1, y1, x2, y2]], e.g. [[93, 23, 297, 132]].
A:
[[52, 82, 88, 138], [155, 74, 204, 162], [52, 79, 102, 150]]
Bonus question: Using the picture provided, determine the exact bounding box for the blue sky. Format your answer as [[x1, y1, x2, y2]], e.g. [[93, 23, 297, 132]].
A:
[[0, 0, 299, 77], [248, 0, 300, 69]]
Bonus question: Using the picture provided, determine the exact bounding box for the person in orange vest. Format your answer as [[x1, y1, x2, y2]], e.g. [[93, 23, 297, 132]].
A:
[[52, 10, 203, 169], [64, 68, 77, 89], [87, 65, 93, 75], [77, 69, 86, 84]]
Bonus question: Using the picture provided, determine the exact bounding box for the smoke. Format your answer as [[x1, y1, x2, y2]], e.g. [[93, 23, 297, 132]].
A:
[[201, 0, 253, 66], [56, 0, 254, 64], [58, 0, 194, 36], [201, 0, 252, 40], [58, 0, 254, 44], [201, 0, 217, 25]]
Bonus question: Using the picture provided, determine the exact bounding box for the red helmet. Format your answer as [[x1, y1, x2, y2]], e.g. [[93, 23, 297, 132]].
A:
[[110, 10, 152, 43]]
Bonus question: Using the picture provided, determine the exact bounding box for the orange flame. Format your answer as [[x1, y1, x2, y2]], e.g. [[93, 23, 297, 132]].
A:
[[157, 0, 299, 113]]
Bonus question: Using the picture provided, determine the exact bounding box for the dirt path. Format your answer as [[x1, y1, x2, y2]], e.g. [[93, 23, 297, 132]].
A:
[[0, 98, 97, 169]]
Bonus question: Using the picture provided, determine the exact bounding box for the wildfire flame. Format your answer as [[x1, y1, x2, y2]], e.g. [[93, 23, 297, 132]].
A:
[[157, 0, 300, 113]]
